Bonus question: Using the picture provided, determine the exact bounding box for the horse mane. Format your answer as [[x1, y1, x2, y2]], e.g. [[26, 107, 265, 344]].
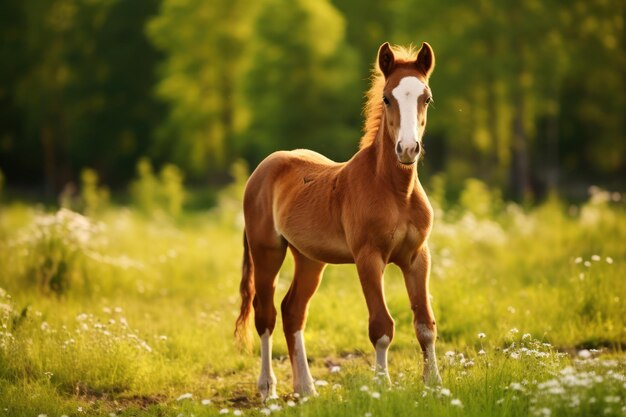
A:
[[359, 44, 420, 149]]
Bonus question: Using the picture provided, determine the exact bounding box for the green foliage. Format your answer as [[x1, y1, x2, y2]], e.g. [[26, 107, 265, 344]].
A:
[[80, 168, 109, 216], [159, 163, 185, 219], [130, 158, 185, 218], [459, 178, 502, 219], [0, 195, 624, 415], [12, 209, 105, 295], [240, 0, 360, 164]]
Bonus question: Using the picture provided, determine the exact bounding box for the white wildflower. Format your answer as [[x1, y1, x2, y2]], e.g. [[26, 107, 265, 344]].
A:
[[574, 257, 583, 264], [360, 385, 369, 392], [591, 254, 601, 261], [477, 332, 486, 339], [478, 349, 486, 355], [315, 379, 328, 386], [220, 408, 230, 414], [509, 328, 519, 334], [201, 399, 211, 405], [584, 261, 591, 267], [606, 257, 613, 264], [440, 388, 451, 397], [371, 391, 381, 399], [176, 393, 193, 401], [287, 400, 296, 407], [268, 404, 281, 411], [330, 365, 341, 373], [451, 398, 463, 407], [233, 410, 242, 416], [522, 333, 531, 340], [578, 349, 592, 359], [259, 408, 270, 416]]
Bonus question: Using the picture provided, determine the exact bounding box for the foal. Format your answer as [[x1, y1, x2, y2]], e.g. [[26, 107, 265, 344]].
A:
[[236, 42, 441, 401]]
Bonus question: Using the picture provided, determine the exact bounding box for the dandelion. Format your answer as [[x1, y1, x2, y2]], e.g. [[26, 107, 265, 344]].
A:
[[176, 393, 193, 401], [477, 332, 486, 339], [371, 391, 381, 399], [451, 398, 463, 407]]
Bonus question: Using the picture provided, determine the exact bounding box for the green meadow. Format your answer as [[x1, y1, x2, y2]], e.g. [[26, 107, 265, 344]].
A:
[[0, 179, 624, 417]]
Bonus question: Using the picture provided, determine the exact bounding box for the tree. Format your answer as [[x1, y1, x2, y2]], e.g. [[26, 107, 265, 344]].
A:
[[241, 0, 361, 165]]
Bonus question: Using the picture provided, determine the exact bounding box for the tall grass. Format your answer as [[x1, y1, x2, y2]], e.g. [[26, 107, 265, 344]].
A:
[[0, 179, 624, 416]]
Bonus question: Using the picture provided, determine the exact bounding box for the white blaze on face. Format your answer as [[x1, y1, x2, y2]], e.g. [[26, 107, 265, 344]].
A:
[[391, 76, 427, 162]]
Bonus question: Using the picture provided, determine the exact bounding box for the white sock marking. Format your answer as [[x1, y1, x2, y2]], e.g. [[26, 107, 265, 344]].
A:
[[416, 323, 440, 380], [293, 330, 314, 393], [375, 335, 391, 372], [259, 329, 276, 400]]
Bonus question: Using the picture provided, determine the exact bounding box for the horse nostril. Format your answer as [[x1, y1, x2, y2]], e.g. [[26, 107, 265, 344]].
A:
[[415, 141, 421, 154], [396, 142, 402, 155]]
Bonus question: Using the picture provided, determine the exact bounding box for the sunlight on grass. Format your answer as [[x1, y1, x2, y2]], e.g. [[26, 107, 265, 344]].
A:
[[0, 182, 624, 416]]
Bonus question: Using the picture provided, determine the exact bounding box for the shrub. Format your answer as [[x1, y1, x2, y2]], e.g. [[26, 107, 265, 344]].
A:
[[130, 158, 185, 218], [80, 168, 110, 216], [16, 209, 106, 295]]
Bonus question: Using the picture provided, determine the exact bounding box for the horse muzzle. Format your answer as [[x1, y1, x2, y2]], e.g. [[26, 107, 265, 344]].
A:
[[396, 140, 421, 165]]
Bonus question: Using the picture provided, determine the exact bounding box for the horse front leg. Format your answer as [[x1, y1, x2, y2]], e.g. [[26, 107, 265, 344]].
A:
[[355, 250, 394, 384], [401, 244, 442, 386]]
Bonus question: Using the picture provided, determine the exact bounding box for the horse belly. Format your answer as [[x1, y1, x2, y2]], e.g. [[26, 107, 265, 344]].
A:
[[278, 214, 353, 264]]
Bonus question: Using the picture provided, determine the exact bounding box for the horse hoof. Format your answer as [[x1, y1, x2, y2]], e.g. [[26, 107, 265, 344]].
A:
[[295, 384, 318, 398], [423, 372, 442, 387], [258, 376, 277, 402]]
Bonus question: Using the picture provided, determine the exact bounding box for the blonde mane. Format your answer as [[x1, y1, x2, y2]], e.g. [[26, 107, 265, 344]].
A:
[[359, 44, 421, 149]]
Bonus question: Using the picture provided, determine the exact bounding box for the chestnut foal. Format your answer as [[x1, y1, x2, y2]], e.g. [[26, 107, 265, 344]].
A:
[[236, 42, 441, 401]]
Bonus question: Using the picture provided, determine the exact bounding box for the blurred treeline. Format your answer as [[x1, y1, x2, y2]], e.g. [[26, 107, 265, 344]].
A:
[[0, 0, 624, 200]]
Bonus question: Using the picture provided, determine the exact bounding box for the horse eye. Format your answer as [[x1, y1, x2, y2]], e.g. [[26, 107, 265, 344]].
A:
[[425, 97, 432, 105], [383, 96, 390, 106]]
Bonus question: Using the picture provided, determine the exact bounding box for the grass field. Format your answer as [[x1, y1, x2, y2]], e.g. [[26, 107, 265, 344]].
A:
[[0, 182, 624, 417]]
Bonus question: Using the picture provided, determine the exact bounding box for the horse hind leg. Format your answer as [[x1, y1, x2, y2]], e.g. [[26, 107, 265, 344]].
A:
[[250, 237, 288, 402], [281, 247, 325, 397]]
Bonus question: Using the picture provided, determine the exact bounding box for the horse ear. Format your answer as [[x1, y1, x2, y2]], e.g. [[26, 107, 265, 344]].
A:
[[415, 42, 435, 78], [377, 42, 395, 78]]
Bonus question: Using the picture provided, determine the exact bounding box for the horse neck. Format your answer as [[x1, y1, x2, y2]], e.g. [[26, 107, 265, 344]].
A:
[[371, 112, 418, 196]]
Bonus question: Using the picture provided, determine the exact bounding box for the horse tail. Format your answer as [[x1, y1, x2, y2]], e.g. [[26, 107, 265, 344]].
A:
[[235, 229, 255, 352]]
